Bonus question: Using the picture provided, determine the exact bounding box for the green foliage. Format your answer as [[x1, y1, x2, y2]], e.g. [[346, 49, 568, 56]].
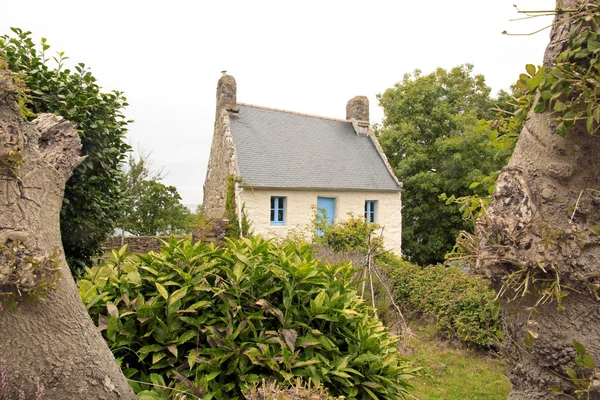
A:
[[377, 65, 506, 265], [127, 181, 190, 236], [0, 28, 131, 274], [313, 212, 383, 254], [79, 237, 414, 399], [119, 153, 191, 236], [381, 254, 501, 349], [225, 175, 251, 238], [523, 3, 600, 136]]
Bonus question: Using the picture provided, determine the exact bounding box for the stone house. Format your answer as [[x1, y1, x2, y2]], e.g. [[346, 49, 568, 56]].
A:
[[202, 74, 402, 253]]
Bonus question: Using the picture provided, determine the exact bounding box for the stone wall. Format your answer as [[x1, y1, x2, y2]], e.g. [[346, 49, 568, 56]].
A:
[[103, 235, 189, 254]]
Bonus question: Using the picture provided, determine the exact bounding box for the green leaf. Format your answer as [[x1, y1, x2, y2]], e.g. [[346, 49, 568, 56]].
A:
[[588, 39, 600, 52], [155, 283, 168, 300], [574, 341, 586, 356], [152, 352, 166, 365], [566, 366, 578, 380], [362, 386, 379, 400], [584, 354, 594, 369], [177, 330, 197, 345], [139, 344, 162, 354], [149, 373, 165, 387], [107, 317, 118, 342], [205, 371, 220, 381], [330, 370, 352, 379], [525, 64, 536, 77], [169, 286, 188, 306], [137, 391, 163, 400], [587, 115, 594, 134], [526, 76, 545, 92], [524, 331, 536, 347]]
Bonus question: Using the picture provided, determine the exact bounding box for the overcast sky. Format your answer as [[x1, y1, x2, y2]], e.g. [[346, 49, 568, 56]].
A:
[[1, 0, 555, 207]]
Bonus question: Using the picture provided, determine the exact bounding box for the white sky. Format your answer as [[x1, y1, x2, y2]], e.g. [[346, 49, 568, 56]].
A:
[[1, 0, 555, 207]]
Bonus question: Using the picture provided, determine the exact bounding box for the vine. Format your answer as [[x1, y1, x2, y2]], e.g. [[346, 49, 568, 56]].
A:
[[224, 175, 251, 239]]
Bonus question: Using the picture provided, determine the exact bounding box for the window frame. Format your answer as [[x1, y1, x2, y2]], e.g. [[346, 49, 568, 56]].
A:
[[270, 196, 286, 226], [365, 200, 377, 223]]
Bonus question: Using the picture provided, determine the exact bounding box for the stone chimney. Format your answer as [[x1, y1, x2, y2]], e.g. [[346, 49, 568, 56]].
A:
[[346, 96, 369, 123], [216, 74, 239, 113], [346, 96, 370, 137]]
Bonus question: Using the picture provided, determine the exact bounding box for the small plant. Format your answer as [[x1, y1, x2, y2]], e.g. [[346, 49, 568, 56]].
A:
[[313, 211, 384, 254], [551, 341, 597, 399], [80, 237, 415, 399], [0, 240, 61, 303]]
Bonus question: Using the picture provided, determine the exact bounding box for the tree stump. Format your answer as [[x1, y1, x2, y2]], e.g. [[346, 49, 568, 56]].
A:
[[0, 70, 135, 399]]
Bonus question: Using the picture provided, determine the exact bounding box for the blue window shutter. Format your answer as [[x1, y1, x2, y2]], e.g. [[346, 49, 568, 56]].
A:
[[365, 200, 376, 223], [270, 196, 286, 226]]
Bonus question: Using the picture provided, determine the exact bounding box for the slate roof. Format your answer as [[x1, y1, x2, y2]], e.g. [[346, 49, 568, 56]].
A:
[[229, 104, 401, 191]]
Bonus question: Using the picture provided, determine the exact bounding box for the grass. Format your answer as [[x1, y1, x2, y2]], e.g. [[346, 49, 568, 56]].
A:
[[404, 322, 511, 400]]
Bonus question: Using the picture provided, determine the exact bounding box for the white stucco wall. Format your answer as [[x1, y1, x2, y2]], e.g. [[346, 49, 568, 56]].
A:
[[238, 188, 402, 254]]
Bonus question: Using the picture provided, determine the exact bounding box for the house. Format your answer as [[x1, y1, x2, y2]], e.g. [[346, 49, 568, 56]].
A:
[[202, 75, 402, 254]]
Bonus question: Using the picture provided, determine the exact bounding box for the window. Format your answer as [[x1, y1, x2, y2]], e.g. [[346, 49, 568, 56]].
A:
[[365, 200, 377, 223], [270, 196, 286, 225]]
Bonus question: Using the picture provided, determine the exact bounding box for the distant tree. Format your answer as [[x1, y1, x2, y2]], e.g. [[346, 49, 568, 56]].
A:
[[126, 180, 189, 236], [120, 153, 190, 236], [0, 28, 131, 274], [184, 204, 206, 232], [377, 64, 505, 265]]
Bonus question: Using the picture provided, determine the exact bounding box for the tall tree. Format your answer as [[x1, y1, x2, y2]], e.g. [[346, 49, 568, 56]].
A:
[[475, 1, 600, 398], [0, 29, 131, 274], [0, 67, 135, 399], [377, 65, 505, 265]]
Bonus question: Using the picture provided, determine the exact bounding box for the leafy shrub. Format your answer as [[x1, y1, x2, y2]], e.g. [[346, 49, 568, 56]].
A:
[[313, 213, 383, 254], [381, 254, 501, 348], [79, 237, 414, 399]]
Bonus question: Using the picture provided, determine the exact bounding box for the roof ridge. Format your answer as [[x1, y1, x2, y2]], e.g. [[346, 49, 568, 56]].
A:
[[237, 102, 349, 123]]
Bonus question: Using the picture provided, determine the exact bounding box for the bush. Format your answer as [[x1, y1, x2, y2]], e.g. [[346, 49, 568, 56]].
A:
[[381, 254, 501, 348], [313, 213, 383, 254], [79, 237, 414, 399]]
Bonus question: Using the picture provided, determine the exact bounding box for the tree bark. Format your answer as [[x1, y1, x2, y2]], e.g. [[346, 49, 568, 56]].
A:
[[0, 71, 135, 399], [476, 1, 600, 398]]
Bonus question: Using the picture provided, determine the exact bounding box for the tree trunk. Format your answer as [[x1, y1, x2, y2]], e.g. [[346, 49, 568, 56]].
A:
[[476, 1, 600, 398], [0, 71, 135, 398]]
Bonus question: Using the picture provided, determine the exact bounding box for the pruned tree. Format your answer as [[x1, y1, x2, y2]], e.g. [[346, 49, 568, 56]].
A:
[[475, 1, 600, 398], [0, 68, 135, 399]]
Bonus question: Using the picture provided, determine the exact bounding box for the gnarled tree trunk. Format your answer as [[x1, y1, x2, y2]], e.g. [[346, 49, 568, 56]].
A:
[[0, 71, 135, 399], [476, 1, 600, 398]]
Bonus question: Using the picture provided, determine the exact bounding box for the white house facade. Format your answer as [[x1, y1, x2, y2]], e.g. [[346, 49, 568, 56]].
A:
[[203, 75, 403, 254]]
